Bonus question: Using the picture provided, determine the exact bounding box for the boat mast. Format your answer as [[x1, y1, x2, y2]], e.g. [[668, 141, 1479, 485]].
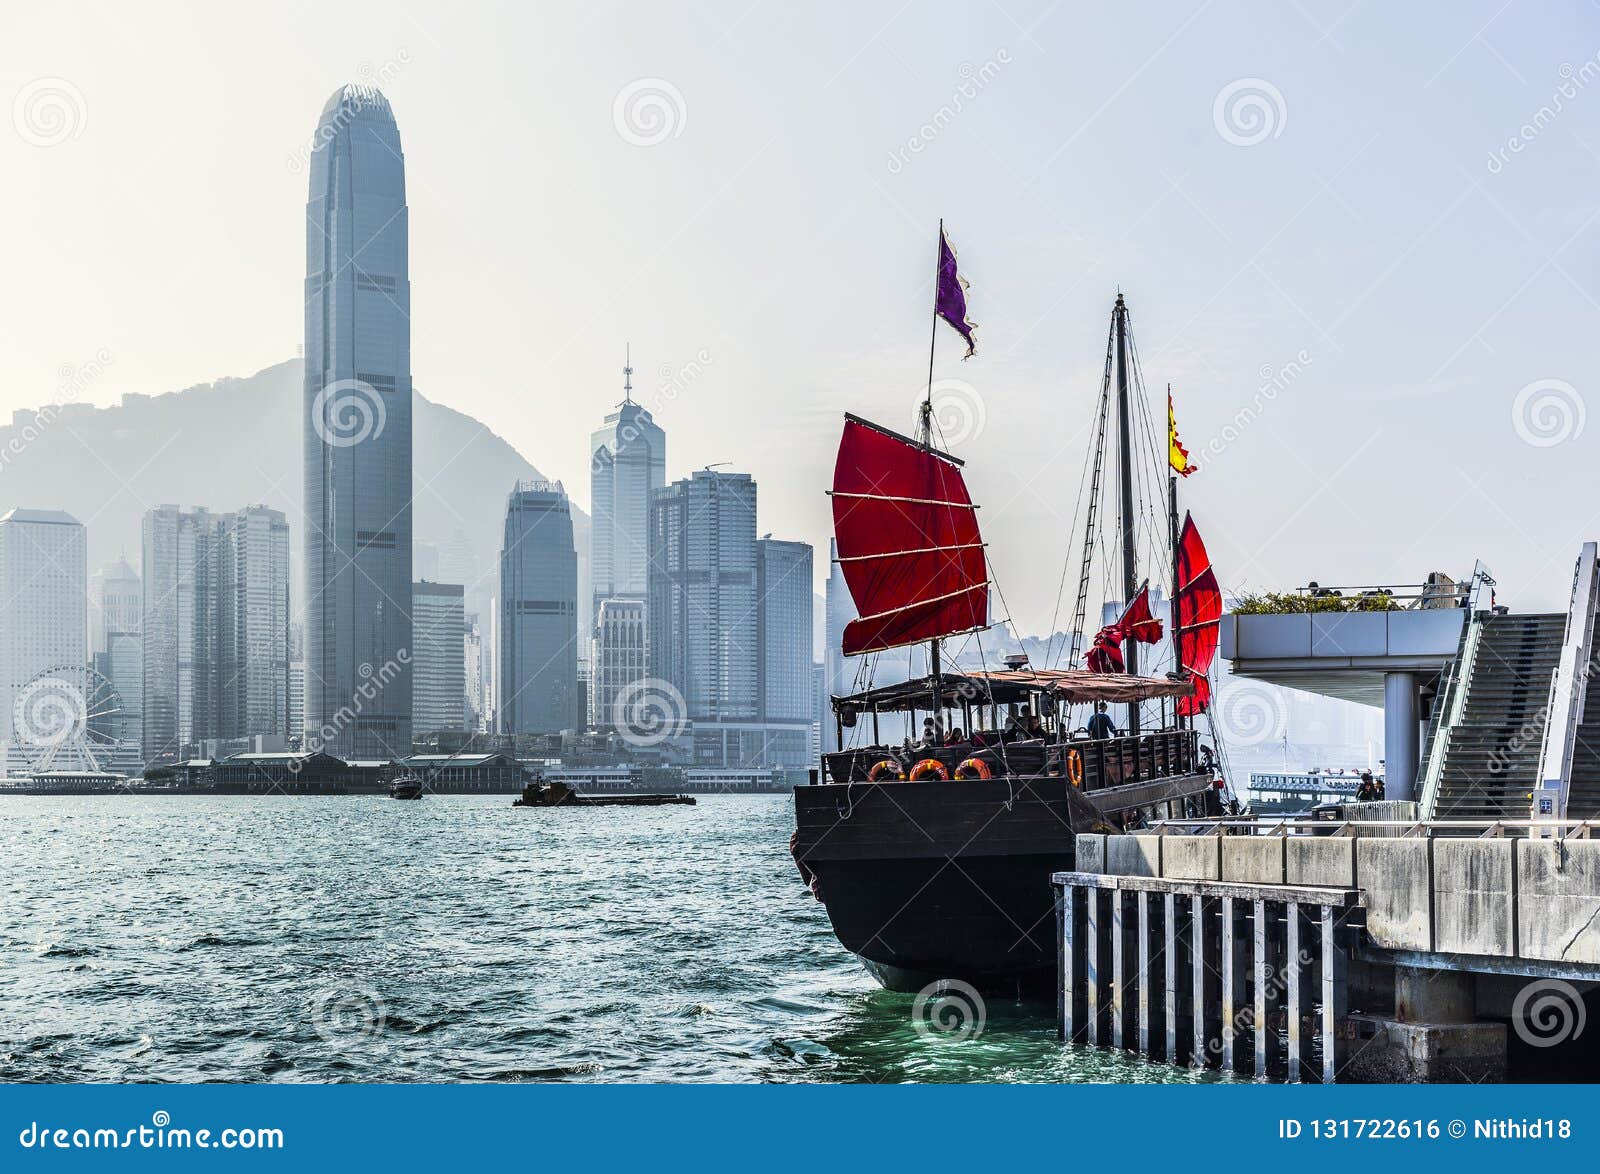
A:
[[1168, 397, 1183, 732], [1113, 293, 1140, 736], [922, 221, 943, 728]]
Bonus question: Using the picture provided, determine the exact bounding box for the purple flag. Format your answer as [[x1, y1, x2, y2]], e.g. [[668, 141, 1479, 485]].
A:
[[935, 226, 976, 358]]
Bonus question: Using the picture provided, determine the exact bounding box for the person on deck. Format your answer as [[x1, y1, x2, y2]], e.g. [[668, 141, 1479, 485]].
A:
[[944, 728, 966, 746], [1356, 771, 1379, 803], [1005, 705, 1045, 740], [1086, 701, 1118, 740]]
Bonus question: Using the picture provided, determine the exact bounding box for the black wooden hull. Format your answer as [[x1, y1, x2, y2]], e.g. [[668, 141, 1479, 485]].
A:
[[792, 771, 1214, 996]]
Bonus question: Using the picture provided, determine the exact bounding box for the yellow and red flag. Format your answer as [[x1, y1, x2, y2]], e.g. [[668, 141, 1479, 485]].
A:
[[1168, 386, 1197, 478]]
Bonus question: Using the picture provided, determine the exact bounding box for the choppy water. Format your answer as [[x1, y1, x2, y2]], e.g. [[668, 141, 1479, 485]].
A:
[[0, 795, 1207, 1083]]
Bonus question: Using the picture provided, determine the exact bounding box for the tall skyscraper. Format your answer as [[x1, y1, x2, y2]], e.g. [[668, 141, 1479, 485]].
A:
[[499, 482, 578, 735], [142, 505, 291, 760], [589, 354, 666, 617], [89, 557, 143, 752], [141, 505, 222, 762], [216, 506, 291, 741], [811, 661, 826, 762], [822, 537, 855, 752], [648, 470, 760, 766], [593, 596, 646, 732], [412, 581, 465, 734], [303, 83, 413, 759], [0, 509, 87, 774], [755, 537, 814, 769], [288, 621, 305, 744], [462, 611, 484, 732]]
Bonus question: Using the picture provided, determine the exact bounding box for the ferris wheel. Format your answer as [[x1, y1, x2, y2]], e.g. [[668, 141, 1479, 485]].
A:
[[9, 665, 127, 774]]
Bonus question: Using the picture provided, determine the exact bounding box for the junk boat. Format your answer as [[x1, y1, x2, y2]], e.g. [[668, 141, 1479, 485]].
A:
[[513, 779, 696, 808], [792, 272, 1230, 997]]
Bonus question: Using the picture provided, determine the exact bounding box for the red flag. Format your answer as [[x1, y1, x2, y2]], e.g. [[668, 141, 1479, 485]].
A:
[[1086, 584, 1163, 674]]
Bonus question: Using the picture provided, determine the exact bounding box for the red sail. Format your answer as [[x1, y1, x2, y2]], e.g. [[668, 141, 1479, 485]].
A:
[[831, 415, 988, 655], [1174, 512, 1222, 716]]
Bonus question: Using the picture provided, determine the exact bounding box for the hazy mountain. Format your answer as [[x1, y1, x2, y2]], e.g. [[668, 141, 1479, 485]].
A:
[[0, 358, 589, 618]]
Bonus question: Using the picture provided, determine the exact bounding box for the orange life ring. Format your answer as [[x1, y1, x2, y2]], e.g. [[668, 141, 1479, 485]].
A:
[[1065, 748, 1084, 787], [867, 759, 903, 782], [908, 758, 950, 782], [954, 757, 993, 781]]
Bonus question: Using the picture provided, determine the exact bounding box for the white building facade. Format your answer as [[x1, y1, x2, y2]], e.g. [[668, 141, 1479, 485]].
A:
[[0, 509, 88, 775]]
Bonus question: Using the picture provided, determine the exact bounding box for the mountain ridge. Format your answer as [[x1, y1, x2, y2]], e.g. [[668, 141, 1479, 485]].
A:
[[0, 357, 588, 618]]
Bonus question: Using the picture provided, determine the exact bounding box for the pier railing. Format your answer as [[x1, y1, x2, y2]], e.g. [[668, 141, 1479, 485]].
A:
[[1415, 607, 1483, 820], [1534, 541, 1599, 822]]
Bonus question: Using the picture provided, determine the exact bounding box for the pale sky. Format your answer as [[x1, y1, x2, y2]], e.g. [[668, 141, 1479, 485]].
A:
[[4, 1, 1598, 625]]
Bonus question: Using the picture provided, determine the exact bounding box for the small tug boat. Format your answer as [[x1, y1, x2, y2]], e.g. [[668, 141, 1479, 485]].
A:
[[389, 774, 424, 800], [512, 779, 695, 808]]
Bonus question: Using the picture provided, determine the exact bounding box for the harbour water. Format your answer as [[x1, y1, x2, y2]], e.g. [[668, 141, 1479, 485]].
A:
[[0, 795, 1209, 1084]]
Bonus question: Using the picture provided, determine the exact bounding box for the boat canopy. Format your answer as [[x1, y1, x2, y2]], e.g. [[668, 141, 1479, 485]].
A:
[[831, 415, 989, 655], [831, 668, 1195, 716]]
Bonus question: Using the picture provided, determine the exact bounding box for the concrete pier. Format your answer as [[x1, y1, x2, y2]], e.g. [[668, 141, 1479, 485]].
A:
[[1059, 818, 1600, 1082]]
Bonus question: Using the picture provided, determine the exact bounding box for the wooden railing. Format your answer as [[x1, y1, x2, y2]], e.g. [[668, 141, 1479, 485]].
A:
[[820, 728, 1198, 786]]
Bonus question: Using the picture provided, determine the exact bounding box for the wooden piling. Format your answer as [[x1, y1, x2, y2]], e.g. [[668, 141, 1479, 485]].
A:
[[1053, 871, 1360, 1083]]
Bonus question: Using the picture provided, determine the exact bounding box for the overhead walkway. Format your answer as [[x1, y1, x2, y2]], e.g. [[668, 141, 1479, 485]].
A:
[[1220, 568, 1489, 801]]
